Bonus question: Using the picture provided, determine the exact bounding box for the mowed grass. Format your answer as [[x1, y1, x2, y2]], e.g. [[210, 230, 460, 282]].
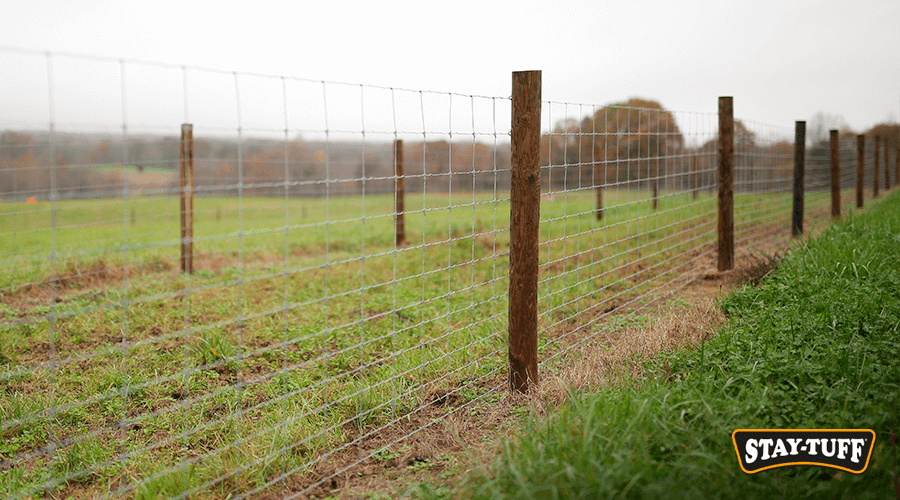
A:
[[454, 191, 900, 500], [0, 184, 844, 498]]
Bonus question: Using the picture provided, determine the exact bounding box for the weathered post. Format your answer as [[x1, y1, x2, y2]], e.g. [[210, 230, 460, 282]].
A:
[[508, 70, 541, 393], [393, 139, 405, 246], [874, 135, 880, 198], [792, 121, 805, 236], [717, 97, 734, 271], [856, 135, 865, 209], [180, 123, 194, 274], [830, 130, 840, 219]]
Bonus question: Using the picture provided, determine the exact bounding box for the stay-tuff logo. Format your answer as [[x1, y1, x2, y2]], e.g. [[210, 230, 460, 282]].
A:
[[732, 429, 875, 474]]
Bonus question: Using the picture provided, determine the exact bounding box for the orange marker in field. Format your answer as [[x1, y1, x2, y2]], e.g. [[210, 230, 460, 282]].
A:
[[26, 196, 36, 204]]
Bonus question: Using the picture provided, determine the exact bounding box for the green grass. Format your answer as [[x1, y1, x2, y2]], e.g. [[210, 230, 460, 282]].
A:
[[454, 191, 900, 499], [90, 164, 175, 176], [0, 185, 860, 498]]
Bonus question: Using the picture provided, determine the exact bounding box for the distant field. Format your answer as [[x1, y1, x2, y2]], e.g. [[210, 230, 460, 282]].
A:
[[90, 165, 175, 176], [1, 186, 830, 285], [0, 186, 840, 498], [1, 189, 725, 286]]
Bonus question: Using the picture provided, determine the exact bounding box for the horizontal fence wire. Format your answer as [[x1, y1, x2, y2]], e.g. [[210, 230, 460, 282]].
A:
[[732, 120, 794, 248], [0, 48, 897, 499], [533, 102, 719, 363]]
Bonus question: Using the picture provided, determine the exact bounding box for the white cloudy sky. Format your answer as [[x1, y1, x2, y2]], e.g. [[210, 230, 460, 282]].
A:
[[1, 0, 898, 140]]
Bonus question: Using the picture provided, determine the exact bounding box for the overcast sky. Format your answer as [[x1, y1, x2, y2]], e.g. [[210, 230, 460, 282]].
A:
[[1, 0, 898, 141]]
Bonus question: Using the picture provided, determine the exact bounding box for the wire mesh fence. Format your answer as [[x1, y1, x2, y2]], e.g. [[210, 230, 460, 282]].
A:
[[1, 49, 897, 499]]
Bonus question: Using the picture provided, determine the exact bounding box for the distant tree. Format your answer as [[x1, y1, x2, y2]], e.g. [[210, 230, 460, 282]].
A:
[[808, 112, 847, 147], [865, 123, 900, 144], [540, 98, 683, 192]]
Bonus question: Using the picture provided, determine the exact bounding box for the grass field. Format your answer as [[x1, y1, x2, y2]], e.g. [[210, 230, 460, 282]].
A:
[[89, 165, 175, 176], [454, 190, 900, 500], [0, 185, 853, 498]]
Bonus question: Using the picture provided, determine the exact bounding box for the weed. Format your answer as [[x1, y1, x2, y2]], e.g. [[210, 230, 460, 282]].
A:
[[407, 458, 432, 471], [373, 444, 410, 462], [134, 466, 196, 500], [52, 439, 111, 484], [190, 329, 239, 371]]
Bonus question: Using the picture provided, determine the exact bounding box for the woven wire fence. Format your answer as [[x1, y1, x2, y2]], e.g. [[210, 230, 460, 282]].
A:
[[804, 131, 892, 225], [531, 102, 720, 365], [0, 49, 896, 499]]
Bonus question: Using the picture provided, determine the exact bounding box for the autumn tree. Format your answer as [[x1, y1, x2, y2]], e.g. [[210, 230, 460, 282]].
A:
[[808, 112, 848, 147], [560, 98, 684, 216], [695, 119, 764, 192], [865, 123, 900, 144]]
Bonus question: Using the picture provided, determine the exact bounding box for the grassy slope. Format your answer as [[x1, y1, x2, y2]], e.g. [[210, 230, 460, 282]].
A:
[[459, 192, 900, 499]]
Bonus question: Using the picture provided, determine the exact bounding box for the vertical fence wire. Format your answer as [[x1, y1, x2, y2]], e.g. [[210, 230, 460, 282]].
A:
[[535, 101, 719, 366], [731, 119, 792, 250]]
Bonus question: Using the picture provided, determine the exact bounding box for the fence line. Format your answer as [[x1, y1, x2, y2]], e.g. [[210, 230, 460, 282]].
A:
[[1, 49, 898, 499]]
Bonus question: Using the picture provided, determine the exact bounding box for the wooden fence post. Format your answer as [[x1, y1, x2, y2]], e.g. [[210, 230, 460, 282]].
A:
[[792, 121, 805, 236], [180, 123, 194, 275], [717, 97, 734, 271], [874, 135, 880, 198], [508, 70, 541, 393], [857, 134, 865, 209], [393, 139, 405, 246], [830, 130, 840, 219]]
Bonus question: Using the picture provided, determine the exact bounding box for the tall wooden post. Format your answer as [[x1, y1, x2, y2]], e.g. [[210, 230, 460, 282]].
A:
[[180, 123, 194, 274], [874, 135, 880, 198], [717, 97, 734, 271], [856, 135, 865, 208], [393, 139, 405, 246], [508, 70, 541, 394], [792, 121, 805, 236], [830, 130, 840, 219]]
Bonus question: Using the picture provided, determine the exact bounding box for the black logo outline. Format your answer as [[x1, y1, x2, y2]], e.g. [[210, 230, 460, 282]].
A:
[[731, 429, 876, 475]]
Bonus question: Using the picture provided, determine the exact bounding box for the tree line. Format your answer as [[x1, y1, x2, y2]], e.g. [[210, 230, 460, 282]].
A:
[[2, 102, 896, 201]]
